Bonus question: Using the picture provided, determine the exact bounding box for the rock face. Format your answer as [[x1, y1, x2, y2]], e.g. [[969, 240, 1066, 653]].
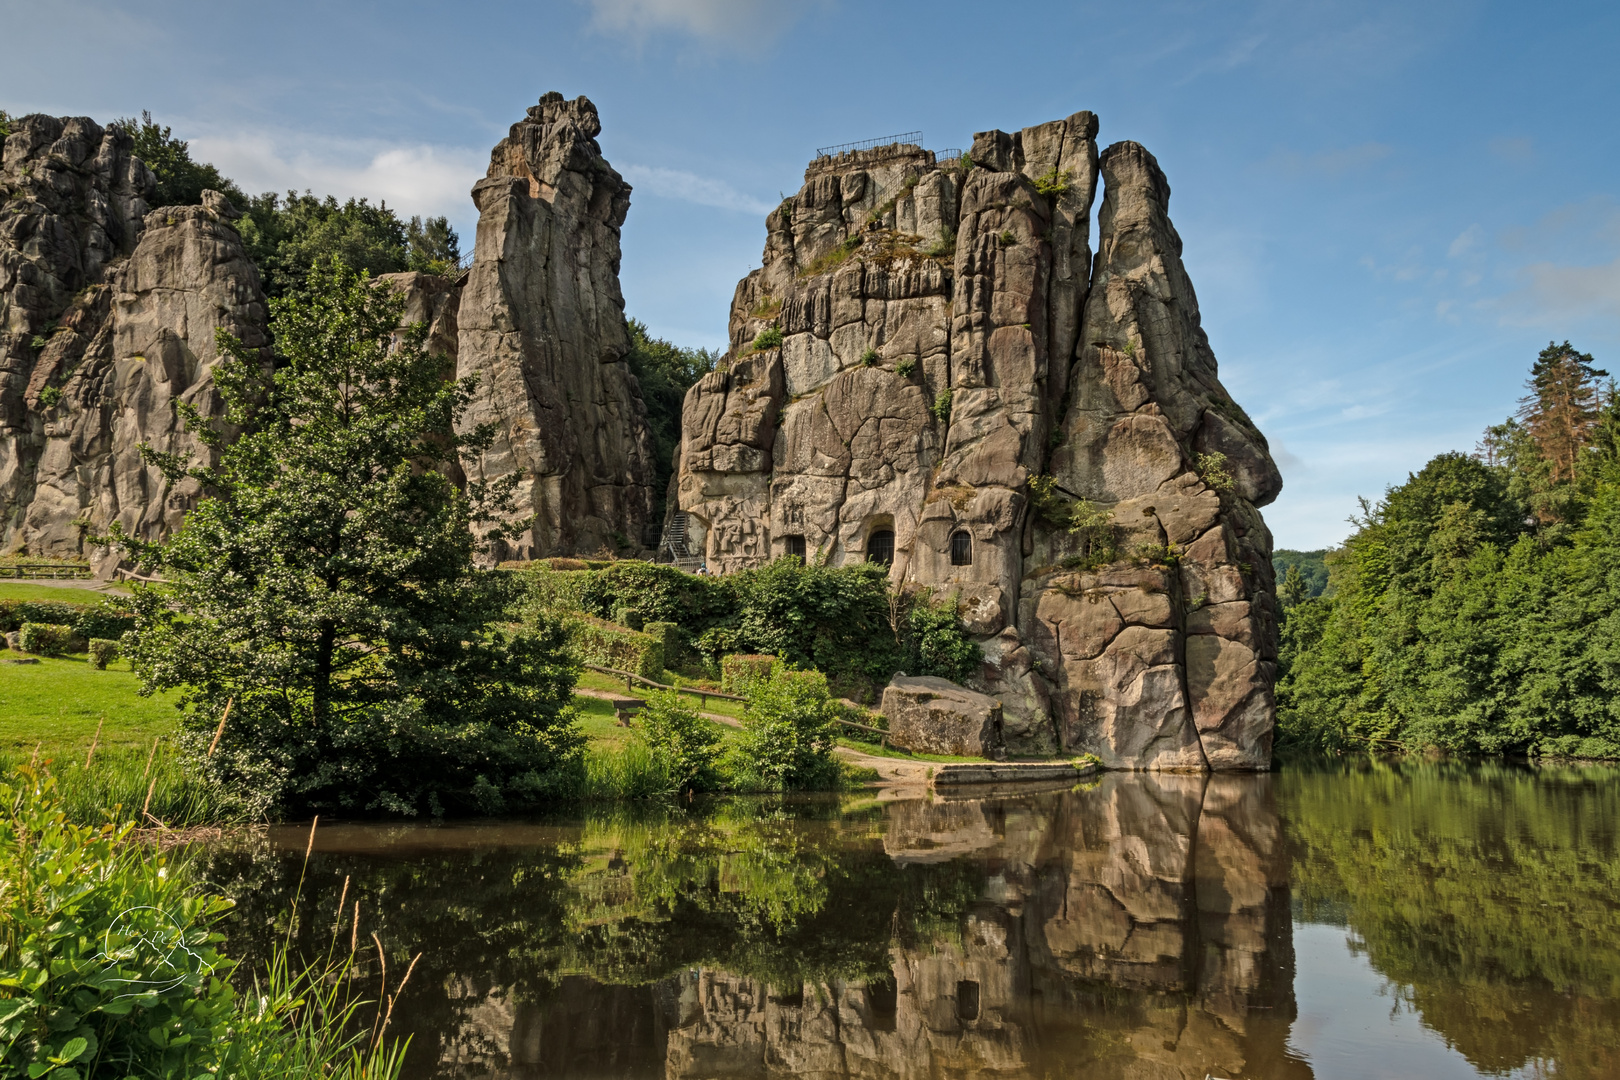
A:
[[455, 93, 658, 560], [882, 674, 1003, 757], [673, 116, 1281, 769], [0, 114, 268, 567]]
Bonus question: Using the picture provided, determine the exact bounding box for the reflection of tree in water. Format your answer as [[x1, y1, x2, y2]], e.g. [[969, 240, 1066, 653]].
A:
[[1281, 759, 1620, 1079], [208, 780, 1308, 1079]]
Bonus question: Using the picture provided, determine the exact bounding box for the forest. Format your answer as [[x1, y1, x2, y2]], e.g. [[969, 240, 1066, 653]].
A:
[[1279, 341, 1620, 759]]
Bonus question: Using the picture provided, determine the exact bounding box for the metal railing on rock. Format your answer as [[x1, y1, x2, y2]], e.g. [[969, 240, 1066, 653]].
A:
[[815, 131, 924, 158]]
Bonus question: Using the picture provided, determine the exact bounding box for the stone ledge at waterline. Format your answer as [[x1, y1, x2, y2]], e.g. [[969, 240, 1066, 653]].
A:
[[674, 111, 1282, 772]]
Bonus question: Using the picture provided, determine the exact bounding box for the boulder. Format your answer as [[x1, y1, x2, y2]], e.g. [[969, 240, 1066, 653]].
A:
[[882, 675, 1004, 758]]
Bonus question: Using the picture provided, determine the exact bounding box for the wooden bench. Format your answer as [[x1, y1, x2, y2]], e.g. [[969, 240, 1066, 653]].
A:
[[605, 697, 644, 726]]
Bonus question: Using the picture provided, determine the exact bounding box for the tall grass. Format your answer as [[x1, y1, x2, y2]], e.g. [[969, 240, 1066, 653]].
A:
[[580, 741, 677, 800], [1, 770, 407, 1079], [0, 740, 244, 826]]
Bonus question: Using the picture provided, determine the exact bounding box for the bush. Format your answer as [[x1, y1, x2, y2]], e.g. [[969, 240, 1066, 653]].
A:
[[638, 690, 724, 793], [721, 653, 777, 694], [751, 326, 783, 351], [643, 621, 681, 666], [565, 614, 665, 678], [909, 594, 982, 684], [87, 637, 119, 669], [18, 622, 77, 656], [860, 347, 880, 366], [73, 604, 135, 643], [896, 357, 917, 378], [0, 599, 80, 632], [932, 387, 953, 424], [0, 770, 238, 1078], [731, 666, 841, 791], [0, 769, 408, 1078]]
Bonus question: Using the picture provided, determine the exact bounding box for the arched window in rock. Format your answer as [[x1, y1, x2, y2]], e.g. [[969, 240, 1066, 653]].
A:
[[783, 535, 806, 560], [950, 530, 972, 566], [866, 529, 895, 565]]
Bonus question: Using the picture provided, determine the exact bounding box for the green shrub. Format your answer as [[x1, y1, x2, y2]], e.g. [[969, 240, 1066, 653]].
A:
[[643, 620, 681, 666], [751, 326, 784, 351], [731, 666, 841, 791], [581, 742, 675, 799], [638, 690, 724, 793], [0, 599, 81, 632], [0, 768, 408, 1078], [998, 229, 1017, 247], [721, 653, 777, 694], [896, 357, 917, 379], [1032, 166, 1071, 196], [18, 621, 77, 656], [566, 614, 665, 678], [0, 770, 238, 1078], [87, 637, 119, 669], [72, 604, 135, 642], [860, 347, 880, 367], [36, 385, 63, 408], [1195, 450, 1235, 493], [931, 388, 953, 424], [909, 593, 982, 684]]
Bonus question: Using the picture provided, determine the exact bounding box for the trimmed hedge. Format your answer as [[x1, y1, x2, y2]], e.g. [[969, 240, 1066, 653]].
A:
[[88, 638, 120, 669], [0, 599, 135, 642], [565, 614, 665, 679], [721, 654, 776, 694], [19, 622, 78, 656]]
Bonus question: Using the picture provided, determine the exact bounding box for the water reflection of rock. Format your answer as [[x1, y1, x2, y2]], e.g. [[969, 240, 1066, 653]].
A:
[[461, 776, 1309, 1079]]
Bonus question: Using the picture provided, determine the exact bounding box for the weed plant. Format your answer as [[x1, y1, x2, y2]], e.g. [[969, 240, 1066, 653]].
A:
[[0, 770, 409, 1079]]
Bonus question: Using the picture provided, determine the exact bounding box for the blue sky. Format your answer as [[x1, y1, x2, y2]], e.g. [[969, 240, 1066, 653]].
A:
[[5, 0, 1617, 549]]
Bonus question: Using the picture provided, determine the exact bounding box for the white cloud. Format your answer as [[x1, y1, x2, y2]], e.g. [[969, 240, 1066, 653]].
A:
[[1447, 224, 1484, 258], [190, 131, 486, 225], [583, 0, 806, 46], [620, 164, 774, 215]]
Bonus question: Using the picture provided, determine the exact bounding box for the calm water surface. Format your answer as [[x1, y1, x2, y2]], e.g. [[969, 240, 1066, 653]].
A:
[[205, 762, 1620, 1079]]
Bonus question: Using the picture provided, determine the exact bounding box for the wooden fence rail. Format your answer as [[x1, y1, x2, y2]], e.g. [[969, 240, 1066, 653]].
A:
[[0, 564, 92, 579]]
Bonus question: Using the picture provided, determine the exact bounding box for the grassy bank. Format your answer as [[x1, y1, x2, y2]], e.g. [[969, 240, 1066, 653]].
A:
[[0, 769, 410, 1079]]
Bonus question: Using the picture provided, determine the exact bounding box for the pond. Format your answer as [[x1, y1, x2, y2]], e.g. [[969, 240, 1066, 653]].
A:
[[204, 761, 1620, 1079]]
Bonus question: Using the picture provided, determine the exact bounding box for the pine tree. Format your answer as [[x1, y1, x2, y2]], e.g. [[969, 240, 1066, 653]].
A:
[[1517, 340, 1608, 484]]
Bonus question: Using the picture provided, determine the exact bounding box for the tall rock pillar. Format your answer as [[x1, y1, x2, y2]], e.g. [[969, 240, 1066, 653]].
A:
[[456, 93, 657, 560]]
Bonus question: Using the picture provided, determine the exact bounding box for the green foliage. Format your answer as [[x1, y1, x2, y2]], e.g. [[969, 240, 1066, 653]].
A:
[[86, 638, 118, 669], [564, 614, 665, 678], [860, 347, 880, 366], [931, 387, 953, 424], [1032, 166, 1071, 196], [625, 318, 718, 521], [0, 109, 11, 139], [895, 357, 917, 379], [103, 258, 581, 817], [907, 591, 982, 684], [1273, 548, 1330, 599], [404, 214, 460, 275], [0, 769, 409, 1078], [1194, 450, 1234, 493], [1278, 346, 1620, 758], [924, 227, 957, 259], [721, 653, 776, 694], [237, 192, 409, 298], [998, 229, 1016, 247], [751, 325, 784, 351], [532, 558, 980, 701], [1030, 476, 1118, 568], [36, 385, 62, 409], [114, 110, 245, 209], [0, 769, 239, 1078], [732, 666, 841, 790], [799, 233, 862, 277], [638, 690, 724, 793], [18, 622, 76, 656]]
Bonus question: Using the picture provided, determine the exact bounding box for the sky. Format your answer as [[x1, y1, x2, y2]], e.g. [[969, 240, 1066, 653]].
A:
[[4, 0, 1617, 550]]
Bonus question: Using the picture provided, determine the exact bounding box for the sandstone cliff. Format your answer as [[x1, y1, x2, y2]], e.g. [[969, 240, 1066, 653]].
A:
[[455, 92, 658, 559], [0, 115, 268, 568], [674, 116, 1281, 769]]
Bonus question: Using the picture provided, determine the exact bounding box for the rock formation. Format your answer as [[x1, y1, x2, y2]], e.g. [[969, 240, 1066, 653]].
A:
[[0, 115, 268, 568], [673, 115, 1281, 769], [455, 92, 658, 559]]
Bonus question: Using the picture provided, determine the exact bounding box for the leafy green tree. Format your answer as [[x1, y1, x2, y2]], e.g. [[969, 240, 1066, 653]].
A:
[[114, 111, 245, 208], [238, 192, 409, 297], [107, 258, 581, 816], [0, 109, 12, 138], [405, 214, 461, 275], [624, 319, 717, 519]]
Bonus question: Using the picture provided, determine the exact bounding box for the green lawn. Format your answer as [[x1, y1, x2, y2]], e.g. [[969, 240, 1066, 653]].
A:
[[834, 737, 985, 764], [576, 668, 749, 721], [0, 651, 737, 763], [0, 654, 184, 757], [0, 581, 129, 604]]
